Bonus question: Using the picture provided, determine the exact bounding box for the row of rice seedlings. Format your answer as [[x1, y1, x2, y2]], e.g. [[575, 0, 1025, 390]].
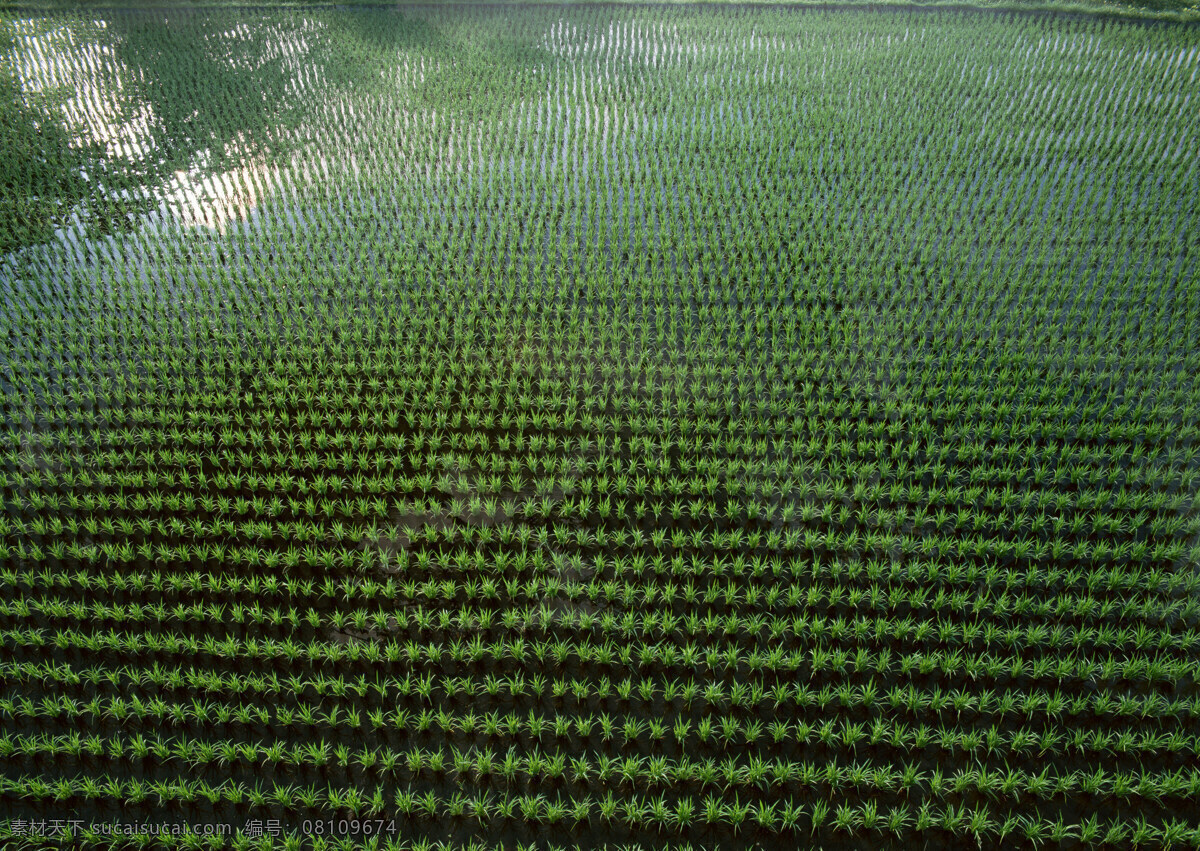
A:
[[7, 720, 1200, 785], [5, 716, 1200, 778], [7, 656, 1199, 718], [4, 633, 1195, 739], [5, 548, 1193, 628], [3, 3, 1199, 847], [5, 769, 1198, 848], [6, 543, 1198, 601]]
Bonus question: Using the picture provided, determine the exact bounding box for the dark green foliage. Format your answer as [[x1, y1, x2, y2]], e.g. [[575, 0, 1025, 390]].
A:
[[1, 5, 1198, 849]]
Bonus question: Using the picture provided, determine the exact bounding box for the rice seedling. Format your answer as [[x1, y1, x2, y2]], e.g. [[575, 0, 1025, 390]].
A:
[[2, 2, 1199, 848]]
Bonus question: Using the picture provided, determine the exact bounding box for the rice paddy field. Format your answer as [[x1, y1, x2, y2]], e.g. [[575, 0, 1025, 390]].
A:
[[2, 3, 1200, 849]]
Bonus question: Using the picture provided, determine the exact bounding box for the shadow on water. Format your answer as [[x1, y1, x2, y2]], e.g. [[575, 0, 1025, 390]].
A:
[[107, 11, 307, 175], [1, 7, 561, 255], [324, 7, 558, 116], [1, 11, 302, 252], [0, 26, 100, 253], [100, 11, 302, 226]]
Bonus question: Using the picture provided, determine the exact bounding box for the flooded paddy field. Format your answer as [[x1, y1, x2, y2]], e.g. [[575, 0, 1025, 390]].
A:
[[2, 4, 1200, 849]]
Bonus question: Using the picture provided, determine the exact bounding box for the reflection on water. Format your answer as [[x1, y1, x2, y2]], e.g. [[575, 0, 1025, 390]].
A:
[[2, 11, 325, 250], [153, 149, 280, 234], [3, 7, 557, 254], [3, 3, 1196, 306]]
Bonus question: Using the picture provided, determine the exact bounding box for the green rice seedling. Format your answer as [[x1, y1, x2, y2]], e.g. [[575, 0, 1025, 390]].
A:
[[3, 5, 1199, 848]]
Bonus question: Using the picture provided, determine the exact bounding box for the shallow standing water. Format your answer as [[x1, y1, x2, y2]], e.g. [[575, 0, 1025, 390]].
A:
[[2, 4, 1200, 849]]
